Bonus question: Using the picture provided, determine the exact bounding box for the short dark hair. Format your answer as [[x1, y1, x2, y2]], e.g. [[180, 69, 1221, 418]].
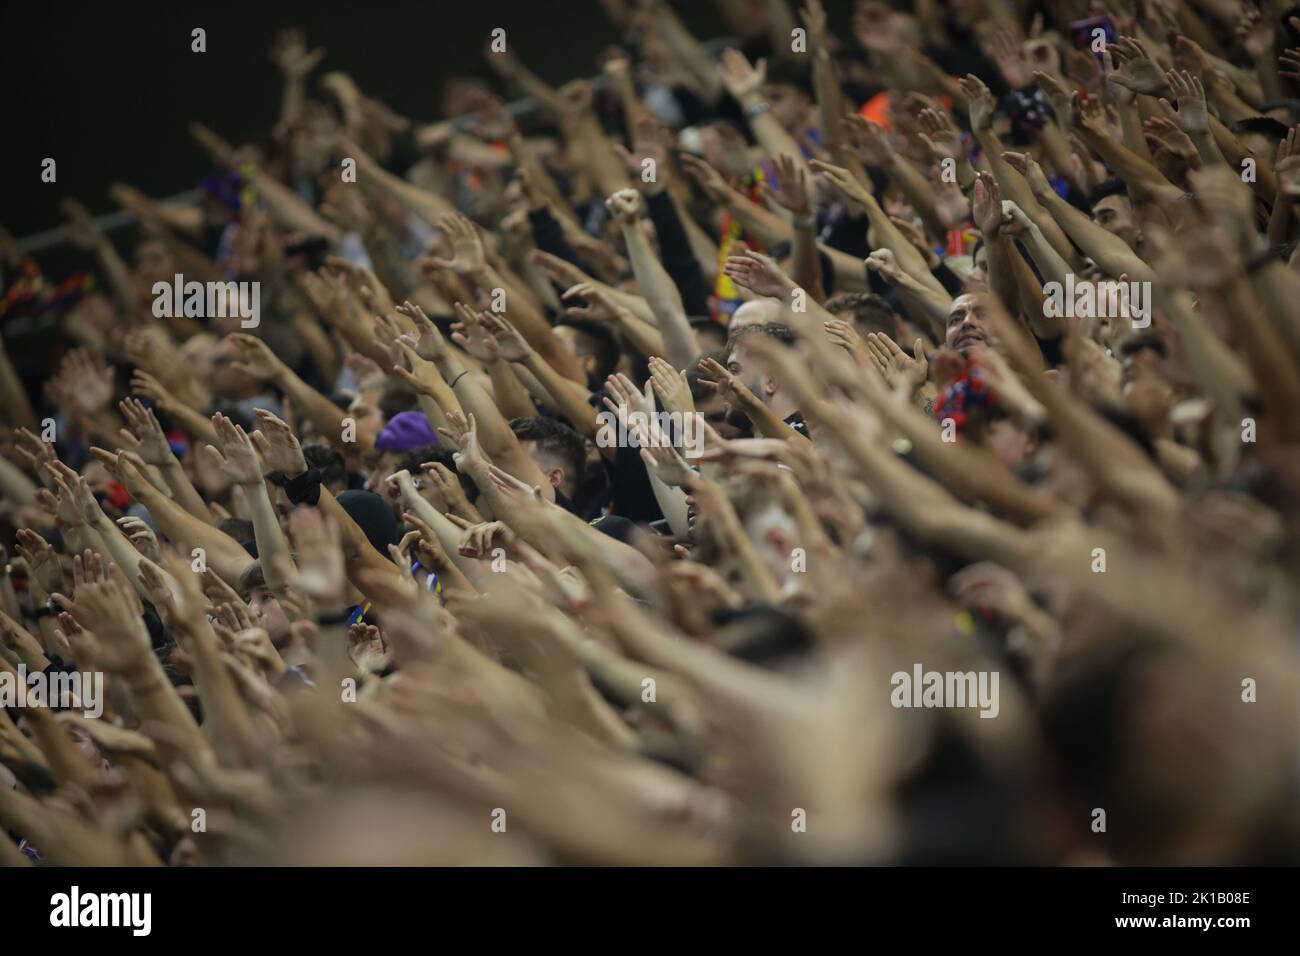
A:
[[402, 446, 477, 501], [302, 443, 347, 490], [1232, 115, 1290, 145], [379, 383, 420, 421], [558, 317, 620, 381], [219, 517, 255, 545], [824, 292, 894, 335], [1087, 179, 1129, 210], [763, 58, 814, 97], [689, 348, 730, 401], [205, 401, 254, 434], [511, 416, 586, 484], [237, 560, 266, 597], [397, 445, 445, 475], [725, 322, 795, 356]]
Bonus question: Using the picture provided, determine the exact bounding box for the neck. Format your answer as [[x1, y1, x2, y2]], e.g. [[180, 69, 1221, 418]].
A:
[[769, 392, 799, 422]]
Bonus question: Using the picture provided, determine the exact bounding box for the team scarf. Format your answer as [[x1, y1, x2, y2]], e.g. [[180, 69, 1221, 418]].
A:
[[713, 167, 769, 318], [0, 258, 93, 322], [933, 355, 997, 438]]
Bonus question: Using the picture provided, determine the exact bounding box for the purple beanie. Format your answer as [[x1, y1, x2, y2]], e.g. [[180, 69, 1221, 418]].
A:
[[374, 411, 439, 452]]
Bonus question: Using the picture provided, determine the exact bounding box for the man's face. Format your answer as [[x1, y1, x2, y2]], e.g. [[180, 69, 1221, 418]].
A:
[[1037, 444, 1093, 510], [727, 338, 774, 407], [983, 420, 1035, 469], [697, 392, 743, 441], [700, 124, 750, 178], [181, 333, 219, 387], [965, 244, 989, 288], [366, 451, 405, 495], [1091, 194, 1138, 245], [762, 83, 810, 132], [346, 392, 385, 448], [1122, 351, 1176, 430], [247, 586, 291, 644], [79, 292, 118, 338], [554, 326, 600, 382], [520, 440, 566, 495], [1239, 132, 1275, 165], [136, 239, 175, 288], [944, 292, 994, 355]]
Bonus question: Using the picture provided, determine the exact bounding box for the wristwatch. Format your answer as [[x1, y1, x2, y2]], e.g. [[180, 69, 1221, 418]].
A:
[[745, 100, 772, 119]]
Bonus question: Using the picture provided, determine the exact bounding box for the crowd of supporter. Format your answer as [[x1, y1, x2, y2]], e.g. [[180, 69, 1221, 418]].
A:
[[2, 0, 1300, 865]]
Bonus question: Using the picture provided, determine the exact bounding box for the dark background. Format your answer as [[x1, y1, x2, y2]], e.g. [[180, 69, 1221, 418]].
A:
[[1, 0, 751, 243]]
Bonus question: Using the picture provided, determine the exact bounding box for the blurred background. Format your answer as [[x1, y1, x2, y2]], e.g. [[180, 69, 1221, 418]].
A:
[[0, 0, 767, 244]]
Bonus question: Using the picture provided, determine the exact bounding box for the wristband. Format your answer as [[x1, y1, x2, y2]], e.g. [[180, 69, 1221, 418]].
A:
[[273, 465, 322, 506], [792, 214, 816, 230], [318, 609, 353, 627], [449, 370, 469, 388], [745, 100, 772, 119]]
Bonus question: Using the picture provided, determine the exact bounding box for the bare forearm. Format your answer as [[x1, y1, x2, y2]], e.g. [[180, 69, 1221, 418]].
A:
[[790, 223, 825, 303], [470, 265, 586, 381], [738, 97, 811, 182], [1036, 188, 1154, 281], [247, 482, 294, 595], [980, 136, 1080, 267], [274, 364, 369, 452], [355, 152, 455, 229], [134, 485, 253, 585], [1077, 128, 1182, 205], [519, 353, 599, 439], [612, 310, 669, 359], [158, 458, 215, 523], [252, 168, 342, 241], [862, 195, 948, 298], [155, 397, 219, 447], [487, 359, 537, 420], [361, 221, 420, 300], [176, 619, 264, 766], [0, 344, 37, 429], [122, 656, 209, 759], [0, 456, 37, 506], [1220, 278, 1300, 441], [622, 226, 699, 368], [570, 114, 632, 197]]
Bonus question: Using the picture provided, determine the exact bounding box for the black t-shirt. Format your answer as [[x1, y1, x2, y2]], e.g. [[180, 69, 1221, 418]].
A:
[[553, 487, 579, 515]]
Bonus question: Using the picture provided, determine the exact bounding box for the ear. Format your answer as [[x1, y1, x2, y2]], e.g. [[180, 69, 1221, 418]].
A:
[[763, 374, 779, 399], [547, 467, 564, 489]]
